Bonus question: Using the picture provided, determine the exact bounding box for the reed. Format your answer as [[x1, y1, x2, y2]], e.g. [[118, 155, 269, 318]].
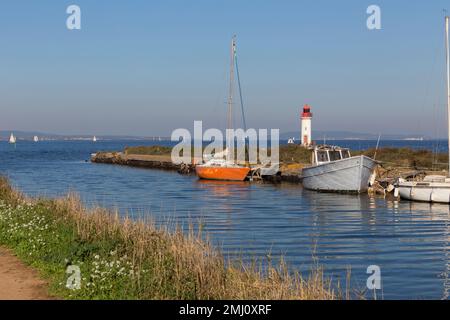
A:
[[0, 177, 337, 300]]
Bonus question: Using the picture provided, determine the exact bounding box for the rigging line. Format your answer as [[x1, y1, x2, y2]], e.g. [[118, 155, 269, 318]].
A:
[[235, 50, 247, 131], [234, 39, 253, 168]]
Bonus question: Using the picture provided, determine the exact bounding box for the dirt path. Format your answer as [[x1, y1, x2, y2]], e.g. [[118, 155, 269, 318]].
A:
[[0, 247, 52, 300]]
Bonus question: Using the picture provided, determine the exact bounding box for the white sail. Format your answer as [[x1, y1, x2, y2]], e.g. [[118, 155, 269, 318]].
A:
[[9, 133, 16, 144], [33, 136, 39, 142], [93, 136, 97, 142]]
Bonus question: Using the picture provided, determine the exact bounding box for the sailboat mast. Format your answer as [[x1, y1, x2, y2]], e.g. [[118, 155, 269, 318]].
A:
[[227, 36, 236, 151], [446, 16, 450, 175]]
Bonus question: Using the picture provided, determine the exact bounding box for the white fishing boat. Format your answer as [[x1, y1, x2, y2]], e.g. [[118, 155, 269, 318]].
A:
[[33, 136, 39, 142], [8, 133, 16, 144], [397, 16, 450, 203], [301, 145, 378, 193]]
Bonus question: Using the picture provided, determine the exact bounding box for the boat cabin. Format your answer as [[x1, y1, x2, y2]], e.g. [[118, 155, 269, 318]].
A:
[[312, 145, 351, 165]]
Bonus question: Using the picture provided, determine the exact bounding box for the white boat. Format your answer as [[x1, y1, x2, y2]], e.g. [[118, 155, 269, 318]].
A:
[[397, 176, 450, 203], [287, 137, 295, 144], [33, 136, 39, 142], [301, 145, 378, 193], [8, 133, 16, 144], [93, 136, 97, 142], [397, 16, 450, 203]]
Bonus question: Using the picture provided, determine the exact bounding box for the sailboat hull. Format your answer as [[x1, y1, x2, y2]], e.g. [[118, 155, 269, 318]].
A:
[[196, 166, 250, 181], [301, 156, 378, 193], [397, 181, 450, 203]]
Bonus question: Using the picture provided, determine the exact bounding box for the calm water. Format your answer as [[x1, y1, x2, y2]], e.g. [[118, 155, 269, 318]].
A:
[[0, 140, 449, 299]]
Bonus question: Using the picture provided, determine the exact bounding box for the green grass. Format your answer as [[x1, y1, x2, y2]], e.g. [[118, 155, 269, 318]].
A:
[[355, 147, 448, 170], [123, 144, 313, 164], [279, 145, 312, 164], [112, 144, 448, 172], [124, 145, 172, 156], [0, 177, 337, 300]]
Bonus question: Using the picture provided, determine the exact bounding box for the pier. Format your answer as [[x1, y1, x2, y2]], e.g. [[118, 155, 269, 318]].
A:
[[91, 152, 190, 172]]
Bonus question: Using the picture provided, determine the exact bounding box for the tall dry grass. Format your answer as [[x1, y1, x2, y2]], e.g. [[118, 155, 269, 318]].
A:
[[52, 195, 336, 299], [0, 177, 338, 300]]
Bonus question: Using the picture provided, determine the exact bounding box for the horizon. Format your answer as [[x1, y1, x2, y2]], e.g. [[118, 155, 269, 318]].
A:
[[1, 1, 450, 137], [0, 129, 442, 140]]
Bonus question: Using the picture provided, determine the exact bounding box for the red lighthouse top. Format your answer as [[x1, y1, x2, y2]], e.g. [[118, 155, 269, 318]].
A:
[[301, 104, 313, 118]]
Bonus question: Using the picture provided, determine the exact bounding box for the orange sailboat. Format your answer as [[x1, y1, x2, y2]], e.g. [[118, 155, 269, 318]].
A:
[[196, 36, 250, 181], [196, 158, 250, 181]]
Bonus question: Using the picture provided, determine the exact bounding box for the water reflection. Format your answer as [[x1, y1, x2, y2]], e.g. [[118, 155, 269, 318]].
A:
[[402, 201, 450, 219]]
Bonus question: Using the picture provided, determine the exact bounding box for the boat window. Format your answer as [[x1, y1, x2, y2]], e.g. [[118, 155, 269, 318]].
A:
[[341, 150, 351, 159], [329, 151, 341, 161], [317, 151, 329, 162]]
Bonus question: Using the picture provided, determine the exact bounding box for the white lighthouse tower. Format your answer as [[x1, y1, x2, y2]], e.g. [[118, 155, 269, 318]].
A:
[[301, 104, 313, 146]]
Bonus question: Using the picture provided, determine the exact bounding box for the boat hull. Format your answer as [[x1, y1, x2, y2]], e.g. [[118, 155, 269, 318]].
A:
[[397, 181, 450, 203], [301, 156, 378, 193], [196, 166, 250, 181]]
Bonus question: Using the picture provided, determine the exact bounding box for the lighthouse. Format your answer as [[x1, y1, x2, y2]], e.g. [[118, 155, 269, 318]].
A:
[[301, 104, 313, 146]]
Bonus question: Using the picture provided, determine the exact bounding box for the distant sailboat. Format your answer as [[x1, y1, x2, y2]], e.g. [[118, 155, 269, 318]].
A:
[[9, 133, 16, 144], [93, 136, 97, 142], [33, 136, 39, 142]]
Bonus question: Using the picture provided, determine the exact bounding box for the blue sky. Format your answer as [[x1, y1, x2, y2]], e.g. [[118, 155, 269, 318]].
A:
[[0, 0, 449, 137]]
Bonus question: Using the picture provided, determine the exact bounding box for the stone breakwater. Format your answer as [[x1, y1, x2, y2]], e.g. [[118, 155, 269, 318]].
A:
[[91, 152, 194, 173], [91, 152, 301, 182]]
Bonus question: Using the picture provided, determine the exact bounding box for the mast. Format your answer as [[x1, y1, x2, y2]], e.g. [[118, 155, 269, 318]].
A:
[[446, 17, 450, 175], [227, 36, 236, 153], [235, 40, 247, 131]]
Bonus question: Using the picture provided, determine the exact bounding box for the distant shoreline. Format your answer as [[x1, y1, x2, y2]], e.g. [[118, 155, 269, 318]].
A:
[[0, 138, 447, 142]]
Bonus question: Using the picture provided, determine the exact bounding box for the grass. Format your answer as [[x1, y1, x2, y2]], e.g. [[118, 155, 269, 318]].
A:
[[117, 144, 450, 172], [123, 144, 313, 165], [279, 145, 312, 164], [124, 145, 172, 156], [0, 177, 338, 300], [355, 147, 448, 170]]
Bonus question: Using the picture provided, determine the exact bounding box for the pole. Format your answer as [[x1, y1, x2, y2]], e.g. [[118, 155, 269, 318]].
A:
[[227, 36, 236, 155], [445, 17, 450, 175], [374, 134, 381, 160]]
